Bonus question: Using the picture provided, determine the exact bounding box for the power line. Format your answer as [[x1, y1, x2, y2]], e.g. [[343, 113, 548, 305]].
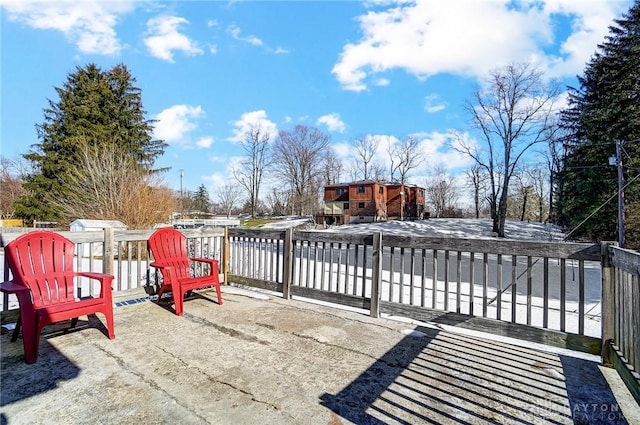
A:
[[563, 171, 640, 242]]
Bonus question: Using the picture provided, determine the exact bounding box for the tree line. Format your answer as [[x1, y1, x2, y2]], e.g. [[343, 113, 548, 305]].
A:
[[1, 1, 639, 248]]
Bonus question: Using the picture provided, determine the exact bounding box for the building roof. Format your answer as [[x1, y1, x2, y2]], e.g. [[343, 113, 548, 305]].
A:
[[70, 219, 127, 230], [324, 180, 423, 189]]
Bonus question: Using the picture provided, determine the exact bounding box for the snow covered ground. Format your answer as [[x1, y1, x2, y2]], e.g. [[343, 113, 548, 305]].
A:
[[321, 217, 567, 241]]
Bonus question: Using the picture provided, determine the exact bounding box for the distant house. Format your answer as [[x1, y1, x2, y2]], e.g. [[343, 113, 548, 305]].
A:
[[323, 181, 426, 225], [70, 219, 127, 232], [70, 219, 127, 257]]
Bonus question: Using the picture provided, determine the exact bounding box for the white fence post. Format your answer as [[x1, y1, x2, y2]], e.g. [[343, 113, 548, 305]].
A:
[[282, 228, 293, 299], [370, 232, 382, 318]]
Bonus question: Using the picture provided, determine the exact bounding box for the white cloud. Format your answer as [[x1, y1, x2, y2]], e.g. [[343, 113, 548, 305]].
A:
[[374, 78, 390, 87], [337, 131, 474, 184], [196, 136, 214, 149], [203, 172, 235, 196], [424, 94, 446, 113], [316, 113, 346, 133], [414, 131, 475, 171], [153, 104, 204, 144], [1, 0, 135, 55], [228, 24, 263, 46], [274, 46, 290, 54], [144, 16, 203, 62], [228, 110, 278, 143], [332, 141, 353, 159], [332, 0, 630, 91]]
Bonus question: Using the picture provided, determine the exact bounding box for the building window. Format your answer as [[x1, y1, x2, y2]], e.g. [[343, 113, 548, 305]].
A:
[[343, 202, 349, 210], [358, 185, 365, 193], [358, 202, 365, 208], [418, 189, 424, 196], [379, 187, 384, 194], [336, 188, 345, 195]]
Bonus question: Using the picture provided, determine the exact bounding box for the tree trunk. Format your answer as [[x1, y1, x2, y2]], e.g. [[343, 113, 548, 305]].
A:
[[520, 191, 528, 221], [474, 185, 480, 219], [496, 189, 509, 237]]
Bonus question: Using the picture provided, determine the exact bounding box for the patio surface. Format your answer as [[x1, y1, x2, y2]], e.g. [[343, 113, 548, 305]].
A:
[[1, 286, 639, 425]]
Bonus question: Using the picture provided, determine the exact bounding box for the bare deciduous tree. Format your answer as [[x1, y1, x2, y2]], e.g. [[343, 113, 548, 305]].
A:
[[233, 124, 271, 218], [542, 119, 565, 222], [456, 62, 559, 236], [425, 168, 459, 218], [216, 183, 243, 218], [322, 149, 343, 185], [264, 188, 288, 215], [272, 125, 330, 215], [528, 165, 549, 223], [49, 142, 174, 229], [465, 164, 485, 219], [389, 136, 425, 184], [0, 156, 28, 219], [353, 135, 384, 181], [510, 169, 534, 221]]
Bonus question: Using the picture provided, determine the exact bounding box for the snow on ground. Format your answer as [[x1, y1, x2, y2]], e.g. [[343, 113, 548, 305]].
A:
[[259, 216, 315, 230], [259, 216, 566, 242], [320, 218, 566, 241]]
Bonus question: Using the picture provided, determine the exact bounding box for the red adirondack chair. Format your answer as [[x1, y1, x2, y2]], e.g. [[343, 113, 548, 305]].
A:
[[0, 231, 115, 364], [147, 227, 222, 316]]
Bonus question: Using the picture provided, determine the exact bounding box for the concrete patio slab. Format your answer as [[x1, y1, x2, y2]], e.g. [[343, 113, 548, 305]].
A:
[[1, 286, 639, 425]]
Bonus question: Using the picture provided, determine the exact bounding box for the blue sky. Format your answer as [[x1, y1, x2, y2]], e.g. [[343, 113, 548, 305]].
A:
[[0, 0, 633, 201]]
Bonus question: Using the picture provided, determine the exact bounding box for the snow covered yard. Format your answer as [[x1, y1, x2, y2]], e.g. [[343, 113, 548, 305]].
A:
[[320, 217, 567, 241]]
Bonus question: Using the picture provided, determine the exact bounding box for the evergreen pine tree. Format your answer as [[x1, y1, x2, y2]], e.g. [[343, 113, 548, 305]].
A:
[[16, 63, 167, 223], [192, 184, 211, 214], [558, 2, 640, 247]]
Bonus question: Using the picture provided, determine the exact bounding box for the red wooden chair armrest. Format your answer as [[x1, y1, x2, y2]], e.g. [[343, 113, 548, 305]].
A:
[[0, 281, 29, 295], [77, 272, 114, 297], [77, 272, 114, 284], [189, 257, 218, 266], [189, 257, 217, 265], [149, 262, 180, 282], [190, 258, 218, 275]]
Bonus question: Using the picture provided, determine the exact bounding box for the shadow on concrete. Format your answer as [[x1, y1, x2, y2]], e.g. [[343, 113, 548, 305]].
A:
[[320, 326, 598, 424], [151, 290, 221, 315], [1, 318, 85, 406], [561, 356, 628, 424]]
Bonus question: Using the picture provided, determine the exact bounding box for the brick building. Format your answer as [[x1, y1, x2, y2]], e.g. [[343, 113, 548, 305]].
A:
[[323, 181, 426, 225]]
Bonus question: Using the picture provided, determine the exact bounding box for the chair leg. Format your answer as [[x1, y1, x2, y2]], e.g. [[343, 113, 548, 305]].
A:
[[156, 286, 167, 303], [11, 315, 22, 342], [215, 282, 223, 305], [103, 309, 116, 340], [174, 293, 184, 316], [21, 315, 39, 364]]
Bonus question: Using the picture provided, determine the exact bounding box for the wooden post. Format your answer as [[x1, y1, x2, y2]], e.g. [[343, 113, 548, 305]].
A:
[[601, 241, 615, 366], [223, 226, 230, 285], [282, 228, 293, 299], [370, 232, 383, 318], [103, 227, 114, 277]]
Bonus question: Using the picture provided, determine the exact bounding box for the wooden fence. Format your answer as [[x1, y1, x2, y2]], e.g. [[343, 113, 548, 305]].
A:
[[1, 226, 638, 402], [226, 229, 603, 347], [602, 244, 640, 403]]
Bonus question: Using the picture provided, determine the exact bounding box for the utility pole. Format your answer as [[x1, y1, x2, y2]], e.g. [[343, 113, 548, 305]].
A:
[[616, 140, 625, 248]]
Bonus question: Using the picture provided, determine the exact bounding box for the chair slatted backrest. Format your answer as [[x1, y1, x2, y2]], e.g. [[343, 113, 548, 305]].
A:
[[5, 231, 77, 308], [148, 228, 192, 279]]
